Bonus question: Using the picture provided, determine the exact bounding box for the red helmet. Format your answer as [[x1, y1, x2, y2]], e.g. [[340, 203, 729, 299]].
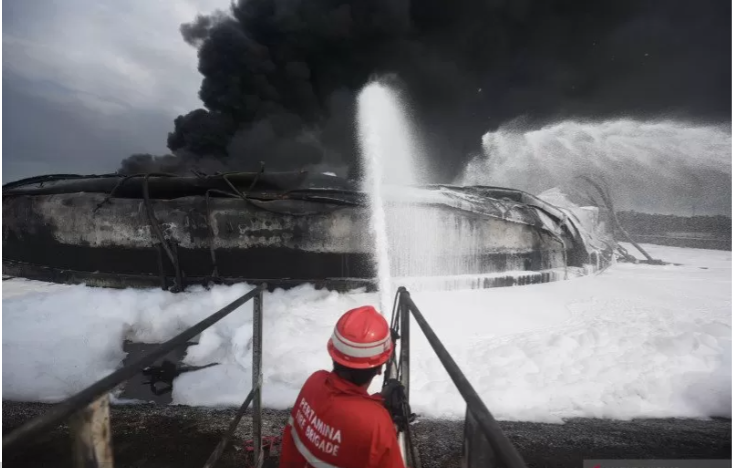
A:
[[327, 305, 393, 369]]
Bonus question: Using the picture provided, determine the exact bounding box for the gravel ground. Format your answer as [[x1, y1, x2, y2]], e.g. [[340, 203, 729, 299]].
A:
[[3, 401, 730, 468]]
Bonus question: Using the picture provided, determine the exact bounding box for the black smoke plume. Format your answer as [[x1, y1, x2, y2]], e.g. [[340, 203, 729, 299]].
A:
[[120, 0, 731, 181]]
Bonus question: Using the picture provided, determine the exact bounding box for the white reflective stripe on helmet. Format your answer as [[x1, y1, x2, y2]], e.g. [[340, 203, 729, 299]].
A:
[[287, 416, 343, 468], [331, 328, 390, 358], [334, 327, 390, 348]]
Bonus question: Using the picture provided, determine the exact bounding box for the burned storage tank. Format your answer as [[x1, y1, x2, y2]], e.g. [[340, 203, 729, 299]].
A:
[[2, 172, 614, 291]]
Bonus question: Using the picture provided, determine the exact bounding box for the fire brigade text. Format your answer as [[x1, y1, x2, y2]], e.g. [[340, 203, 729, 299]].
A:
[[295, 398, 342, 456]]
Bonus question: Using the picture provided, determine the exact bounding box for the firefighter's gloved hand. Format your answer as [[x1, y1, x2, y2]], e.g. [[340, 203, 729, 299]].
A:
[[381, 379, 416, 431]]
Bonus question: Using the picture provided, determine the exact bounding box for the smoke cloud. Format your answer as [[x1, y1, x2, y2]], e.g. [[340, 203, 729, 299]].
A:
[[120, 0, 730, 183]]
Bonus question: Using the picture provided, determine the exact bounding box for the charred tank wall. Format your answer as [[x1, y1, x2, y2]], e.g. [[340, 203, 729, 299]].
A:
[[3, 193, 569, 287]]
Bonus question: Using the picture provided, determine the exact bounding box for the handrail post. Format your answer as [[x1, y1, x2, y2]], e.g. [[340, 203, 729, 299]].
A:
[[201, 284, 267, 468], [252, 287, 264, 468], [69, 394, 113, 468], [399, 293, 410, 398], [398, 292, 423, 468]]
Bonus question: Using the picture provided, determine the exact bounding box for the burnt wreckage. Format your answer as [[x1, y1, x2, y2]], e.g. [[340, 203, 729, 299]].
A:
[[2, 172, 615, 291]]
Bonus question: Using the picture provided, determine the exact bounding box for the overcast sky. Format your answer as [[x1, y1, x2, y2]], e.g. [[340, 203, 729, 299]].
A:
[[2, 0, 222, 182]]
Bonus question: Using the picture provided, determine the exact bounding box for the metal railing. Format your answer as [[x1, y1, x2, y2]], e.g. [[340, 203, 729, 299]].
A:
[[3, 283, 267, 468], [5, 281, 527, 468], [388, 287, 528, 468]]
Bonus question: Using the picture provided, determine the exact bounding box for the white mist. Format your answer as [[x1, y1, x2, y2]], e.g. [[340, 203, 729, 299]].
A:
[[460, 119, 731, 215]]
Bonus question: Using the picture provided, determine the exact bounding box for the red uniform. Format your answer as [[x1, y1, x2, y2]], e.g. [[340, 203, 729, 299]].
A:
[[279, 370, 405, 468]]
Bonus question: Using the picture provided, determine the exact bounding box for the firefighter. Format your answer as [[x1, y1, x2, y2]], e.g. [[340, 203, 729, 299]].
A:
[[278, 305, 407, 468]]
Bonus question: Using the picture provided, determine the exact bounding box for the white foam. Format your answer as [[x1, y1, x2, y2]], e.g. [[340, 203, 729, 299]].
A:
[[3, 244, 730, 422]]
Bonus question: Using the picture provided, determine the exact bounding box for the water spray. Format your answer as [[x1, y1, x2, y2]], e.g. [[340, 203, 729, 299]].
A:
[[461, 119, 731, 215], [356, 80, 424, 313]]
